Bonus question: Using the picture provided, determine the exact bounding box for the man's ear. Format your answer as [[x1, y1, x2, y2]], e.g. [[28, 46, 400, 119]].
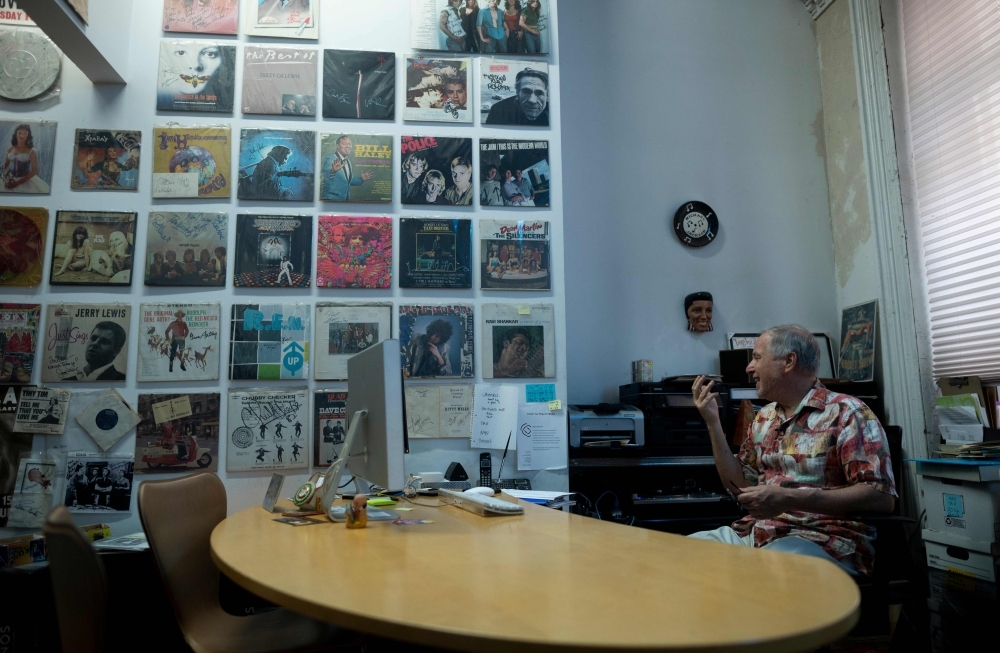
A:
[[783, 352, 798, 374]]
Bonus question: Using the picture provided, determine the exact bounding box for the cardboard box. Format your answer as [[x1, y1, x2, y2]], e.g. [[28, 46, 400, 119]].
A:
[[82, 523, 111, 542], [925, 540, 997, 582], [922, 476, 1000, 544], [0, 534, 46, 568]]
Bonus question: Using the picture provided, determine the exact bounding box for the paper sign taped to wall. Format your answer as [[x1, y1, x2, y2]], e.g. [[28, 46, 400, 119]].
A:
[[525, 384, 556, 403], [517, 405, 566, 471], [471, 384, 518, 449]]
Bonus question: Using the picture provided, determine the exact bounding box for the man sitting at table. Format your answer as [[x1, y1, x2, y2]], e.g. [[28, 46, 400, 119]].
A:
[[689, 325, 896, 576]]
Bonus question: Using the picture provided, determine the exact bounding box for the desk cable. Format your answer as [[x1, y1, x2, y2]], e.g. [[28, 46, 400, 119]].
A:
[[594, 491, 621, 520]]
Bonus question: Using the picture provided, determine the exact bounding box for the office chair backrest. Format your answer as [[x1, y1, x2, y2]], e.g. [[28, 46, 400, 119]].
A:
[[884, 425, 904, 515], [43, 504, 107, 653], [138, 472, 227, 632]]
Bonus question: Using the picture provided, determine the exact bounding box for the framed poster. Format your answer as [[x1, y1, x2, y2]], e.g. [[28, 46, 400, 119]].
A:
[[839, 301, 878, 382]]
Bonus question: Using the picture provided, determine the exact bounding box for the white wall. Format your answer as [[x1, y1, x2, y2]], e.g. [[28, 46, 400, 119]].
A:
[[560, 0, 840, 403], [1, 0, 566, 538]]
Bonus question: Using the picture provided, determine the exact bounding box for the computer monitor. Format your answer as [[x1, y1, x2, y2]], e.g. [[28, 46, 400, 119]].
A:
[[318, 340, 407, 513]]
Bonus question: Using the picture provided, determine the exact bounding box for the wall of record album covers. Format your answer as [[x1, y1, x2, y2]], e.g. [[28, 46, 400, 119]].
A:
[[561, 0, 842, 403], [0, 0, 565, 537]]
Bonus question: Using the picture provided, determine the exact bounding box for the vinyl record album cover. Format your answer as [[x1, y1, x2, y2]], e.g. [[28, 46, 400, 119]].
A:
[[13, 387, 70, 435], [400, 136, 472, 205], [399, 304, 474, 379], [229, 304, 310, 380], [481, 303, 555, 379], [322, 49, 395, 120], [404, 57, 470, 123], [227, 388, 309, 472], [242, 46, 318, 116], [70, 129, 140, 191], [50, 211, 137, 286], [399, 217, 471, 289], [156, 40, 236, 112], [480, 219, 549, 290], [233, 214, 312, 287], [6, 457, 55, 528], [145, 212, 228, 286], [479, 139, 549, 207], [138, 302, 221, 382], [162, 0, 239, 34], [0, 416, 32, 526], [0, 28, 60, 101], [314, 390, 347, 467], [152, 125, 232, 199], [0, 207, 46, 287], [41, 304, 131, 383], [75, 389, 142, 451], [316, 215, 391, 289], [0, 384, 28, 414], [481, 59, 549, 126], [244, 0, 317, 39], [238, 129, 315, 201], [313, 303, 392, 380], [63, 452, 134, 513], [411, 0, 549, 54], [0, 120, 55, 194], [404, 384, 473, 438], [0, 304, 39, 383], [134, 392, 220, 474], [319, 134, 392, 203]]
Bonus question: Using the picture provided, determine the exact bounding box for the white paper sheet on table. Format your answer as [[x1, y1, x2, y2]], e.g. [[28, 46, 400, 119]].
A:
[[516, 404, 565, 470], [471, 384, 518, 449]]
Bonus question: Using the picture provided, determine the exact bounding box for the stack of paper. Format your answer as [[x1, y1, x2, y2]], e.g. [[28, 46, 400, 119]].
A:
[[936, 442, 1000, 459], [935, 394, 986, 444]]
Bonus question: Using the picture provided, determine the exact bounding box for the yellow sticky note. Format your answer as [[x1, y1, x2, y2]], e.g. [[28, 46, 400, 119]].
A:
[[518, 305, 531, 315], [548, 399, 562, 411], [395, 507, 414, 512], [367, 497, 396, 507]]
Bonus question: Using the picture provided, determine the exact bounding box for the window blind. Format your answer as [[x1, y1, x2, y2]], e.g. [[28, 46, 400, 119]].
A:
[[902, 0, 1000, 377]]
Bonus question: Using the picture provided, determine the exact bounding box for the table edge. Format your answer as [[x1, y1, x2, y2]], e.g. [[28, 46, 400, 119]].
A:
[[210, 506, 861, 653]]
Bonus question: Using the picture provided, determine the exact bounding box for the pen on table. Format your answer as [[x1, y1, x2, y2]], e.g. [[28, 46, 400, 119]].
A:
[[495, 431, 512, 490]]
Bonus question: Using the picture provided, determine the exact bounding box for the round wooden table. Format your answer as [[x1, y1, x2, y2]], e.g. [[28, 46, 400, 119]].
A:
[[211, 498, 859, 652]]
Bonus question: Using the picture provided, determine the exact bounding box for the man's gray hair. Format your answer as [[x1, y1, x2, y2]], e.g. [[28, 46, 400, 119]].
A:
[[763, 325, 820, 376]]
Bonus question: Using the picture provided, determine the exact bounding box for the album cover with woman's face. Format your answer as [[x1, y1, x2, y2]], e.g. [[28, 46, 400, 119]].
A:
[[0, 120, 56, 195], [157, 40, 236, 113]]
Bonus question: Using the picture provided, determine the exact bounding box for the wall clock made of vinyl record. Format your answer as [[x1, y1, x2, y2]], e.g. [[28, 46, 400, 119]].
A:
[[673, 201, 718, 248]]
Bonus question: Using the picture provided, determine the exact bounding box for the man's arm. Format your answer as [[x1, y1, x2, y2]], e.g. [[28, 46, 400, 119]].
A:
[[735, 483, 895, 519], [692, 376, 748, 491]]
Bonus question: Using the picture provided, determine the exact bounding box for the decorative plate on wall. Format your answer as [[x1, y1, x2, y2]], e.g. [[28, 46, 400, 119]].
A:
[[673, 201, 718, 248]]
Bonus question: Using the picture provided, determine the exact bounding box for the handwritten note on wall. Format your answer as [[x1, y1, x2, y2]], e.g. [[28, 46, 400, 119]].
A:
[[471, 384, 519, 449]]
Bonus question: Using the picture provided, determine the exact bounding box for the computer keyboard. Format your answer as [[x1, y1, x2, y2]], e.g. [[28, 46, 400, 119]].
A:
[[439, 489, 525, 517], [493, 478, 531, 490]]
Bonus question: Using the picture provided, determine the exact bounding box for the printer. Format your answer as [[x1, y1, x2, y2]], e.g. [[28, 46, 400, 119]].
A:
[[568, 405, 645, 448]]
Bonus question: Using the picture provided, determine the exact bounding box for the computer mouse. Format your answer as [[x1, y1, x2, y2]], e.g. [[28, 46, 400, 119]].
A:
[[466, 486, 497, 496]]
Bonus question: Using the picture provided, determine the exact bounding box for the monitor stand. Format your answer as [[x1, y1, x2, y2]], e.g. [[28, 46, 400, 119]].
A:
[[319, 409, 367, 515]]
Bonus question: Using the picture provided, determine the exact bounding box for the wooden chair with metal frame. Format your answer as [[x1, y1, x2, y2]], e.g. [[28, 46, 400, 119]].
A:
[[43, 504, 108, 653], [137, 472, 362, 653]]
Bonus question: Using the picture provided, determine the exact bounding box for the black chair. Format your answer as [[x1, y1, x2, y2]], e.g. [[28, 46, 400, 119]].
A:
[[850, 425, 917, 635]]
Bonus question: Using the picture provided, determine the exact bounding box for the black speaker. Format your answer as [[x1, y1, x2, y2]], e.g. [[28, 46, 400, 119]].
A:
[[445, 462, 468, 481], [719, 350, 753, 383]]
